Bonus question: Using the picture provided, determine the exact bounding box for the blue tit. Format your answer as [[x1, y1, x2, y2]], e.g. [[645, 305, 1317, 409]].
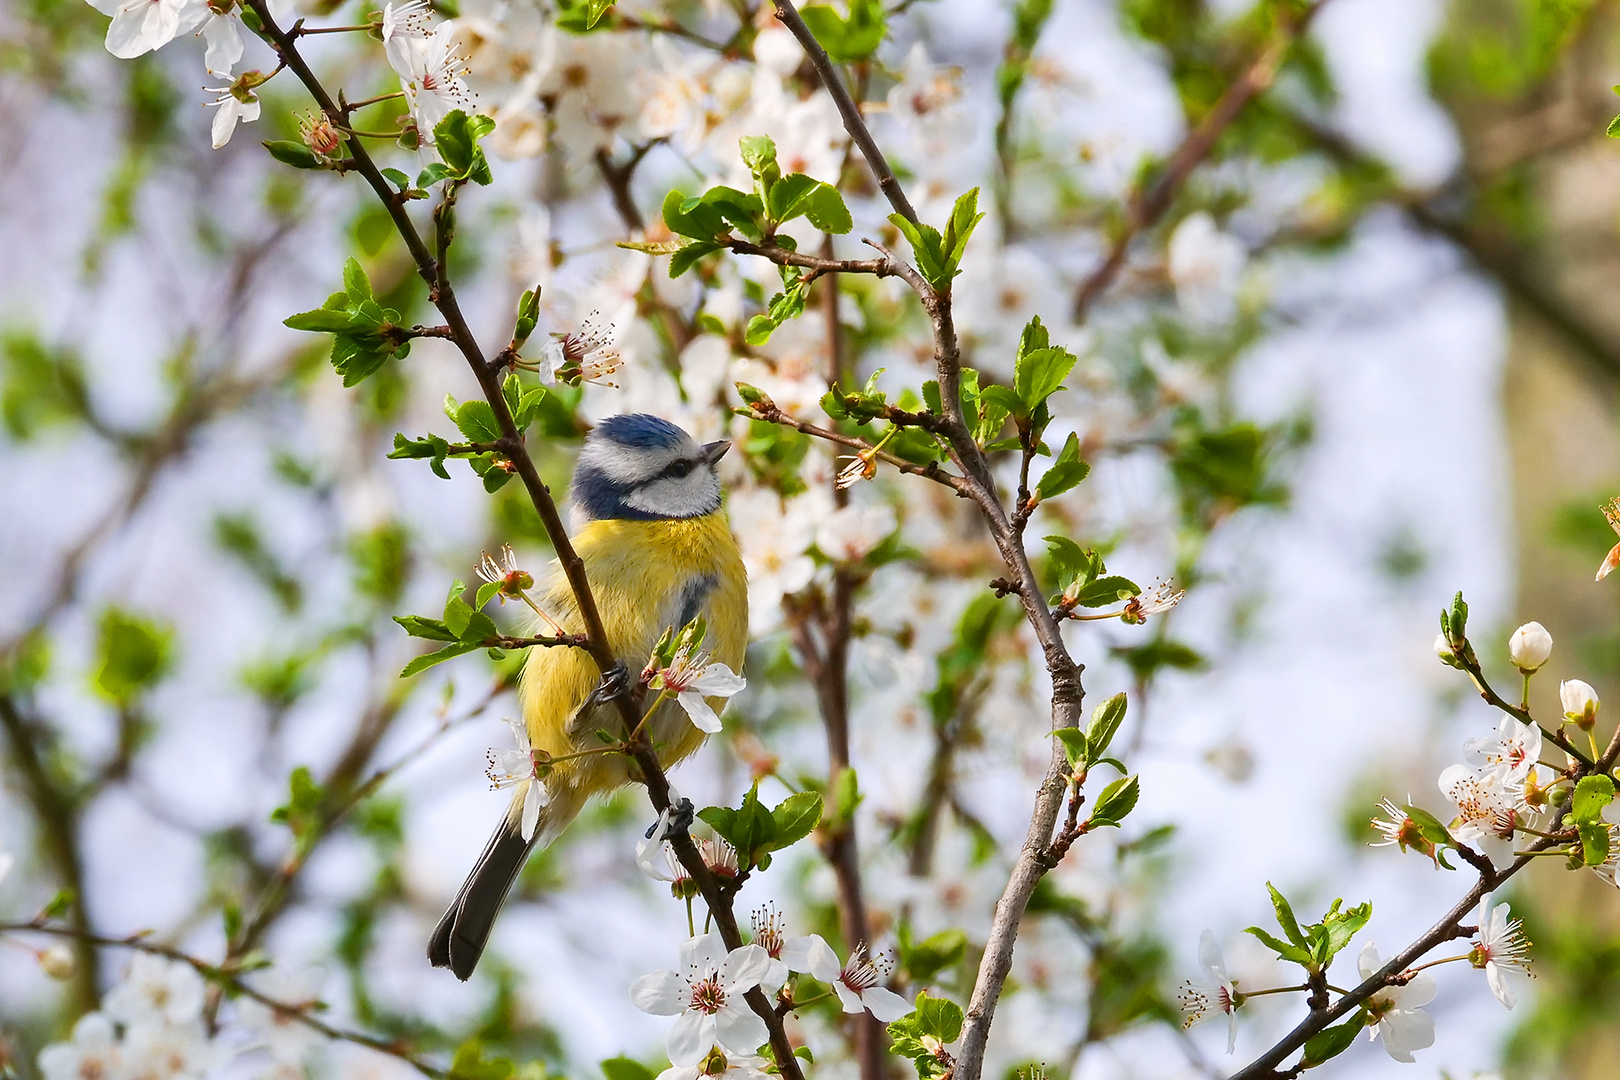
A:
[[429, 413, 749, 980]]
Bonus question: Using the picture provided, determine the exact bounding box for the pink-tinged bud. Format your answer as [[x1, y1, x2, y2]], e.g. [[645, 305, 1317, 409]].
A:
[[1508, 622, 1552, 674], [1560, 679, 1600, 731]]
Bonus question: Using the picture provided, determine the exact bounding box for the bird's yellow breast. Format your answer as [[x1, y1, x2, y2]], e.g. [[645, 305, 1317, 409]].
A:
[[519, 512, 748, 776]]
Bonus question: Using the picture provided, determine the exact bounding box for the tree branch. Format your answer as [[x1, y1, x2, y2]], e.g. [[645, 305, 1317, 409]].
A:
[[1071, 0, 1327, 321]]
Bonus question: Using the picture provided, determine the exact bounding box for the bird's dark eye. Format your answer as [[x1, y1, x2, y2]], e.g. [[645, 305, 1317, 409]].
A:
[[666, 459, 692, 479]]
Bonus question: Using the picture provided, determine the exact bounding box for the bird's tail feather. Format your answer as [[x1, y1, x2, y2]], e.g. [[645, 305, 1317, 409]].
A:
[[428, 788, 582, 980]]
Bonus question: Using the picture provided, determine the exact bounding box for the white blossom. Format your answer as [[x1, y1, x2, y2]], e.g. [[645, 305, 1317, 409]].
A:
[[1359, 942, 1436, 1063], [750, 905, 839, 991], [206, 80, 260, 149], [39, 943, 76, 981], [123, 1019, 224, 1080], [1471, 892, 1531, 1009], [657, 1052, 772, 1080], [105, 953, 206, 1026], [649, 648, 746, 734], [815, 503, 897, 564], [486, 716, 550, 843], [1177, 929, 1239, 1053], [815, 944, 911, 1022], [1167, 212, 1245, 324], [885, 44, 970, 151], [1507, 621, 1552, 674], [38, 1012, 122, 1080], [1464, 715, 1541, 785], [89, 0, 204, 60], [393, 29, 475, 134], [630, 934, 771, 1065], [1437, 762, 1519, 863], [195, 9, 242, 76]]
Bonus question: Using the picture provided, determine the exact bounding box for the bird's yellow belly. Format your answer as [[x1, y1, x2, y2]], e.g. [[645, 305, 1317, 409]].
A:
[[517, 512, 748, 798]]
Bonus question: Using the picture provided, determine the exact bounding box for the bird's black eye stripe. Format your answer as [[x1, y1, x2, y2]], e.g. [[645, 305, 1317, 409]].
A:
[[661, 458, 694, 479]]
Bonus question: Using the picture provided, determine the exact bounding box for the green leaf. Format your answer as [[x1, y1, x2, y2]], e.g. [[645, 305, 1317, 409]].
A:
[[1572, 774, 1615, 824], [1301, 1013, 1365, 1068], [798, 0, 886, 61], [283, 308, 363, 333], [903, 930, 967, 983], [599, 1059, 656, 1080], [1035, 432, 1090, 500], [1013, 338, 1077, 415], [447, 396, 502, 443], [1088, 774, 1139, 826], [769, 791, 823, 850], [388, 432, 453, 479], [93, 608, 174, 705], [914, 990, 963, 1041], [1608, 113, 1620, 137], [262, 139, 322, 169], [669, 240, 722, 278], [1053, 728, 1087, 768], [433, 110, 496, 185], [1085, 693, 1127, 760], [832, 765, 862, 825], [661, 189, 729, 241], [801, 182, 853, 233], [342, 257, 372, 304], [555, 0, 615, 30], [1580, 820, 1612, 866], [1073, 574, 1140, 608], [1268, 883, 1308, 949], [400, 640, 483, 678], [739, 135, 778, 178], [448, 1041, 516, 1080], [1317, 899, 1372, 965], [1243, 925, 1313, 968], [393, 615, 457, 642]]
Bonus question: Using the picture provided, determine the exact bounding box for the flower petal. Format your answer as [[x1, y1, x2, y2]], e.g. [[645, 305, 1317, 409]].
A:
[[719, 944, 770, 994], [858, 986, 913, 1022], [201, 15, 243, 76], [630, 969, 687, 1015], [520, 780, 543, 842], [781, 934, 840, 982], [713, 1000, 768, 1057], [1486, 962, 1516, 1009], [832, 981, 864, 1014], [636, 838, 675, 882], [504, 716, 531, 753], [677, 691, 723, 734], [1599, 541, 1620, 581], [1197, 929, 1227, 982], [1392, 969, 1437, 1010], [682, 933, 728, 977], [1377, 1008, 1433, 1062], [666, 1010, 712, 1067], [691, 663, 746, 698]]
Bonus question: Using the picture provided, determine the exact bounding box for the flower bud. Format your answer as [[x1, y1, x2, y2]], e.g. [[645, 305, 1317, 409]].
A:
[[1434, 633, 1457, 667], [39, 944, 75, 981], [1561, 679, 1600, 731], [1508, 622, 1552, 674]]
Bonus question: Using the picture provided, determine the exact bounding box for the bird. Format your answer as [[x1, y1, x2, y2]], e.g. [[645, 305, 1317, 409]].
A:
[[429, 413, 749, 980]]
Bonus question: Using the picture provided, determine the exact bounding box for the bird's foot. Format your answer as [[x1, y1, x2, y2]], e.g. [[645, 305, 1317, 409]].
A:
[[587, 662, 632, 708], [644, 796, 696, 840]]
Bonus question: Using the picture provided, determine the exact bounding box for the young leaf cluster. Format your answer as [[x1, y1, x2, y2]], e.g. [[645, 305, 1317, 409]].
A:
[[393, 579, 506, 678], [798, 0, 886, 61], [886, 991, 962, 1080], [1244, 884, 1371, 977], [1044, 536, 1140, 609], [697, 785, 824, 873], [888, 189, 982, 292], [283, 258, 411, 387]]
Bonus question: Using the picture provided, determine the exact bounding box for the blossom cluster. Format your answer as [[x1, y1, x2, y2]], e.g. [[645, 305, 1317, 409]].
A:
[[34, 953, 320, 1080]]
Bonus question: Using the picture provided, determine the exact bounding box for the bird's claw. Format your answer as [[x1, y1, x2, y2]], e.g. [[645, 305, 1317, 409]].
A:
[[644, 796, 696, 840], [588, 662, 632, 708]]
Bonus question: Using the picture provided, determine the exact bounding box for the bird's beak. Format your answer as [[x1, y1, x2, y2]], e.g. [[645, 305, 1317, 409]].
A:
[[700, 440, 730, 465]]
